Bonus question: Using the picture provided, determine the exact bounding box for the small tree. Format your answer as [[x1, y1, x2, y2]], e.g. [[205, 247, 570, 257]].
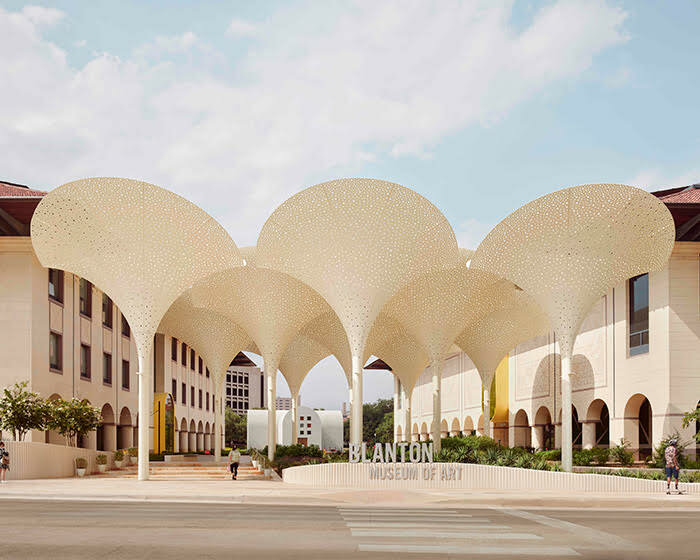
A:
[[47, 398, 102, 446], [681, 407, 700, 442], [0, 381, 51, 441], [225, 408, 247, 446]]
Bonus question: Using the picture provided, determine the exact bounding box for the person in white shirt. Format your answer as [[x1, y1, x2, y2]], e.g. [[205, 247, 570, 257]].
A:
[[228, 447, 241, 480]]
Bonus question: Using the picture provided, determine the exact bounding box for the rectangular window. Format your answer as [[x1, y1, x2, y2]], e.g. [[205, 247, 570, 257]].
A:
[[121, 360, 130, 389], [48, 269, 64, 303], [191, 386, 195, 407], [198, 389, 202, 409], [226, 387, 231, 396], [102, 294, 113, 328], [171, 338, 178, 361], [181, 343, 187, 366], [80, 344, 91, 380], [190, 349, 195, 370], [244, 389, 248, 397], [49, 331, 62, 371], [79, 278, 92, 317], [226, 373, 231, 382], [103, 352, 112, 385], [172, 379, 177, 400], [198, 357, 203, 374], [182, 382, 186, 404], [121, 315, 130, 338], [629, 273, 649, 355], [206, 392, 210, 411], [206, 367, 210, 378]]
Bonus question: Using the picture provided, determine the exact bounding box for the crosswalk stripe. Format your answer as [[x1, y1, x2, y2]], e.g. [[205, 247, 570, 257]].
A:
[[345, 520, 496, 528], [350, 529, 541, 540], [357, 543, 580, 556], [346, 522, 508, 529]]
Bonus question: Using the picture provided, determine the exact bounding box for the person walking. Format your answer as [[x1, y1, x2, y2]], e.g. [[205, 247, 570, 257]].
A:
[[665, 439, 681, 494], [228, 446, 241, 480], [0, 441, 9, 483]]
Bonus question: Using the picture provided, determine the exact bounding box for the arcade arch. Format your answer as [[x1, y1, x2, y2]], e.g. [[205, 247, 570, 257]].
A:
[[513, 409, 531, 449], [624, 393, 653, 459]]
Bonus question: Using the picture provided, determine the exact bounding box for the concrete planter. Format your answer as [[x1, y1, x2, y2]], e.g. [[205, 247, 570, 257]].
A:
[[114, 460, 123, 468], [264, 468, 271, 477], [76, 468, 86, 477], [130, 456, 137, 465], [97, 464, 107, 473]]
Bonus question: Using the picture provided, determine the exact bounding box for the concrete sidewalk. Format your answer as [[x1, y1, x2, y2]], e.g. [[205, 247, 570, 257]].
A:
[[2, 477, 700, 510]]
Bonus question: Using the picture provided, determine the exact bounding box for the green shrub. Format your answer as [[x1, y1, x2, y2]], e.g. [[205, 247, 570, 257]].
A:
[[149, 453, 165, 461], [273, 444, 323, 460], [591, 447, 610, 466], [113, 450, 124, 461], [128, 447, 138, 458], [651, 432, 688, 468], [573, 449, 594, 466], [75, 457, 87, 469], [610, 439, 634, 466], [96, 454, 107, 465], [532, 457, 549, 470], [535, 449, 561, 461], [514, 454, 533, 469]]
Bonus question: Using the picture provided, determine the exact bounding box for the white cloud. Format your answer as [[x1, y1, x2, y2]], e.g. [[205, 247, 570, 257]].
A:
[[227, 18, 257, 37], [0, 1, 628, 245], [21, 5, 64, 27]]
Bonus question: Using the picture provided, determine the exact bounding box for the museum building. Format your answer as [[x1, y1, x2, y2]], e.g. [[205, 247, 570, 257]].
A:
[[401, 184, 699, 459], [0, 180, 219, 452]]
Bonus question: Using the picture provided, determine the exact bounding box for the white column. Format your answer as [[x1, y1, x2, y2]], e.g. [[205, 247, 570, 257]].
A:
[[431, 360, 442, 452], [561, 354, 573, 471], [393, 376, 400, 443], [104, 424, 117, 451], [482, 384, 491, 439], [291, 390, 299, 445], [402, 386, 412, 442], [351, 354, 363, 445], [532, 425, 543, 451], [582, 421, 596, 450], [265, 357, 278, 461], [214, 378, 223, 462], [137, 345, 152, 481], [348, 384, 354, 446]]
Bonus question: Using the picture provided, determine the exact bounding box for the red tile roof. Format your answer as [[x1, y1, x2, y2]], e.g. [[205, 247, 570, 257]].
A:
[[651, 184, 700, 204], [0, 180, 47, 197]]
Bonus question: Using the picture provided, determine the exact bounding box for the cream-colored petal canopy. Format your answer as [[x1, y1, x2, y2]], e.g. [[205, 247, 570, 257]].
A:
[[455, 290, 550, 383], [470, 183, 675, 357], [366, 313, 430, 394], [157, 292, 254, 384], [158, 292, 254, 459], [255, 178, 461, 357], [31, 177, 242, 353], [278, 333, 331, 398], [298, 310, 353, 381], [470, 183, 675, 469], [380, 265, 519, 363]]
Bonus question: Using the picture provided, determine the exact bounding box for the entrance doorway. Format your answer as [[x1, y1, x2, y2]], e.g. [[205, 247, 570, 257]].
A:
[[298, 437, 308, 446]]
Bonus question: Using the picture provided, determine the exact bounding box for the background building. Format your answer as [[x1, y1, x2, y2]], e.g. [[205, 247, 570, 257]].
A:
[[247, 406, 343, 450], [0, 181, 218, 453], [225, 352, 264, 412], [400, 185, 700, 459], [275, 395, 300, 410]]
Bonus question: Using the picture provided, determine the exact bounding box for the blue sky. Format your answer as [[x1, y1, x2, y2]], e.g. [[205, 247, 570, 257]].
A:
[[2, 1, 699, 409]]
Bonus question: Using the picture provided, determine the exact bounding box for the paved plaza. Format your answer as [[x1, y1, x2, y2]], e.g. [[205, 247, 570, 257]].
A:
[[1, 495, 699, 559]]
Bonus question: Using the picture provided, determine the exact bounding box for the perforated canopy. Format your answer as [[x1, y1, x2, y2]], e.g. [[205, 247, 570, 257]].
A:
[[256, 178, 460, 357], [470, 183, 675, 357], [298, 311, 353, 380], [31, 177, 242, 353], [279, 333, 330, 398]]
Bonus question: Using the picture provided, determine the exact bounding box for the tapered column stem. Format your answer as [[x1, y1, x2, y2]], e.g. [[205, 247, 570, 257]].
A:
[[431, 360, 442, 452], [137, 344, 152, 481], [351, 354, 363, 445], [265, 357, 278, 462], [561, 354, 573, 472]]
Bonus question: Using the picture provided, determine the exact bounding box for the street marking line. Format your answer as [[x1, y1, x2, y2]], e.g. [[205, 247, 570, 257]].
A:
[[357, 543, 580, 556], [350, 529, 541, 540], [499, 508, 646, 551]]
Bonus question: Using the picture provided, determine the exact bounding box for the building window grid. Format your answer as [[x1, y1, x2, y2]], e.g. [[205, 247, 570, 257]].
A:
[[49, 331, 62, 372], [102, 294, 113, 328], [190, 349, 195, 370], [171, 338, 178, 361], [48, 269, 64, 303], [103, 352, 112, 385], [121, 314, 130, 338], [80, 344, 91, 380], [181, 382, 186, 404], [181, 343, 187, 366], [191, 386, 195, 407], [172, 379, 177, 400], [121, 360, 129, 390], [629, 273, 650, 356], [79, 278, 92, 317]]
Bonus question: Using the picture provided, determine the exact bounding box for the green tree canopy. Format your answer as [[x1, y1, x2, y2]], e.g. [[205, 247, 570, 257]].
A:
[[0, 382, 51, 441], [47, 398, 102, 446], [225, 408, 247, 446]]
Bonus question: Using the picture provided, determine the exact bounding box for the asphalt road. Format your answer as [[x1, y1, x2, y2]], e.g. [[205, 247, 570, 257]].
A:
[[0, 499, 698, 559]]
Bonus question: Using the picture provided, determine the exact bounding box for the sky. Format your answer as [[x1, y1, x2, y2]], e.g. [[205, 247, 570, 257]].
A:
[[2, 1, 699, 410]]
